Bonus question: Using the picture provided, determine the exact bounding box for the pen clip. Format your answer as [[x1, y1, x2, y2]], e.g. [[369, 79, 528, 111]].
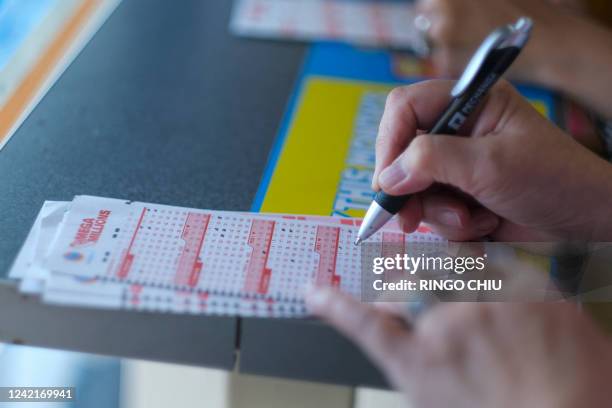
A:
[[450, 17, 533, 98]]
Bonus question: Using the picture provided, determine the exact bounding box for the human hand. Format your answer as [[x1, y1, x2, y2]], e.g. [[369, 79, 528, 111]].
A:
[[415, 0, 612, 120], [415, 0, 580, 81], [372, 80, 612, 241], [306, 287, 612, 408]]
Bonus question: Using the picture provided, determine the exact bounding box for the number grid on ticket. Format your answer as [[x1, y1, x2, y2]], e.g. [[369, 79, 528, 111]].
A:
[[13, 196, 445, 318]]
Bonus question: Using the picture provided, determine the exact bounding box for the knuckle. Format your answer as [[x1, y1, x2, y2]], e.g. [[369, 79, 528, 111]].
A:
[[490, 80, 519, 106], [491, 81, 527, 117], [409, 135, 435, 170], [385, 86, 409, 109], [492, 79, 514, 95]]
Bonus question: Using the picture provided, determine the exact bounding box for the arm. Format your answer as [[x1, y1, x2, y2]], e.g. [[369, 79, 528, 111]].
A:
[[417, 0, 612, 119], [532, 12, 612, 120]]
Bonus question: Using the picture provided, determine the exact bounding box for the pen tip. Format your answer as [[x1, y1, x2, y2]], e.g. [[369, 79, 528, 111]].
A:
[[354, 238, 362, 246]]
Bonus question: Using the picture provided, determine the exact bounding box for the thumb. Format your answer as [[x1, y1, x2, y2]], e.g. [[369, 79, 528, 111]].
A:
[[377, 134, 480, 196], [305, 286, 413, 373]]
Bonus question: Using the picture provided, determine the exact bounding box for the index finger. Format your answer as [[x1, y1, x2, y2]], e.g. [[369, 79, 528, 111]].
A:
[[373, 80, 454, 190]]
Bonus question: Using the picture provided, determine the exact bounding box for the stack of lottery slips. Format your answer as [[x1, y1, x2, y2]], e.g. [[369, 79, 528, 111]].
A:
[[9, 195, 446, 318]]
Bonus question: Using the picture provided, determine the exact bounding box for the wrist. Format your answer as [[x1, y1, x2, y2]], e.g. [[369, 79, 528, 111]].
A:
[[526, 18, 580, 90], [530, 16, 612, 119]]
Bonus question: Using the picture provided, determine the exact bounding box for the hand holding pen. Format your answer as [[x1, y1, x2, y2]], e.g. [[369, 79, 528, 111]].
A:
[[356, 18, 612, 243], [356, 17, 532, 244]]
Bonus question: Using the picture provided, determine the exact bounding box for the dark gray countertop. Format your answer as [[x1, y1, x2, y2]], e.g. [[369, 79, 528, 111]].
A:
[[0, 0, 387, 387], [0, 0, 304, 274]]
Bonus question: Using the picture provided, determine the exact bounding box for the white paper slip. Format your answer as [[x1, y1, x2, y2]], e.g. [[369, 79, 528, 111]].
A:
[[9, 201, 69, 293], [10, 195, 446, 317], [9, 201, 57, 280], [230, 0, 428, 52]]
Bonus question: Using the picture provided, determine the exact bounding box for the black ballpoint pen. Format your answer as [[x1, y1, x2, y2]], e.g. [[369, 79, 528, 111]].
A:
[[355, 17, 533, 245]]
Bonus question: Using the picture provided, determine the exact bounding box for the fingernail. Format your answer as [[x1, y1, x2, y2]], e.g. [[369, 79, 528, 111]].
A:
[[435, 210, 463, 228], [474, 213, 499, 233], [305, 286, 332, 312], [378, 162, 408, 190]]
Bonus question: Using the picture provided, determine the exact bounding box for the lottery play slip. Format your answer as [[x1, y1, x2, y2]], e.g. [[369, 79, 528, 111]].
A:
[[9, 196, 445, 318], [231, 0, 428, 53]]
